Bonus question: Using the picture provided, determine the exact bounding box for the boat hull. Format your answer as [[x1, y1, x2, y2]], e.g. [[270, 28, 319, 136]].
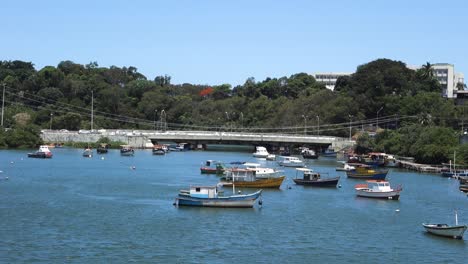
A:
[[355, 189, 401, 200], [27, 152, 52, 158], [221, 176, 285, 188], [346, 171, 388, 180], [422, 224, 467, 239], [293, 177, 340, 187], [302, 154, 318, 159], [278, 162, 305, 167], [200, 167, 225, 174], [175, 190, 262, 208]]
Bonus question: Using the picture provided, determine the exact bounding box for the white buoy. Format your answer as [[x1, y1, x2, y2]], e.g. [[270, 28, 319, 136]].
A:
[[395, 209, 400, 212], [101, 157, 105, 160], [338, 184, 342, 188]]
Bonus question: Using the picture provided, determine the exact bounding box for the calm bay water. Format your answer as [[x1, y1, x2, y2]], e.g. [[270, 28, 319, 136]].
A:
[[1, 148, 467, 263]]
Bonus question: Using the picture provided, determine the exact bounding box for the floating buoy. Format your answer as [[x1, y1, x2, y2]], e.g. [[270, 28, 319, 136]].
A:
[[101, 157, 105, 160], [258, 199, 263, 206], [238, 190, 242, 194], [10, 161, 14, 164], [395, 209, 400, 212], [131, 166, 136, 170], [338, 184, 342, 188]]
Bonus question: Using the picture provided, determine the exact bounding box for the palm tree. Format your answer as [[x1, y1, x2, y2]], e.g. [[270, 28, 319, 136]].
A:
[[420, 62, 434, 80]]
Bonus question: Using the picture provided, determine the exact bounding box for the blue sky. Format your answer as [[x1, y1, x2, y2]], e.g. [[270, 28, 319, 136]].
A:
[[2, 0, 467, 86]]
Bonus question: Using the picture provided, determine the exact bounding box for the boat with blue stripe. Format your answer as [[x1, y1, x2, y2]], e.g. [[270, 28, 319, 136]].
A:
[[175, 185, 262, 208]]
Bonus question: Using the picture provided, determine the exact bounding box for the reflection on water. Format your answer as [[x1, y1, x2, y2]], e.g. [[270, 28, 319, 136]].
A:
[[0, 148, 467, 263]]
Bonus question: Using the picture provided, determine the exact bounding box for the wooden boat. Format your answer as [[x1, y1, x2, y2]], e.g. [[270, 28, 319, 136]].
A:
[[253, 146, 269, 158], [97, 144, 108, 154], [82, 148, 93, 158], [293, 168, 340, 187], [459, 184, 468, 193], [27, 145, 53, 158], [175, 185, 262, 208], [200, 160, 225, 174], [220, 168, 285, 188], [423, 211, 467, 239], [346, 165, 388, 180], [120, 145, 134, 156], [354, 180, 402, 200]]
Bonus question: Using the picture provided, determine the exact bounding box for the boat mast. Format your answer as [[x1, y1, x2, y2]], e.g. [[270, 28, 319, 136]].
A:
[[455, 210, 458, 226], [1, 83, 5, 127], [91, 90, 94, 131]]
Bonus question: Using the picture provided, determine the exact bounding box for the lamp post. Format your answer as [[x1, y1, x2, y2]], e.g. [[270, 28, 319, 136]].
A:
[[90, 90, 94, 132], [1, 83, 5, 127], [316, 115, 320, 136], [225, 112, 230, 132], [377, 106, 384, 129], [160, 110, 166, 132], [153, 109, 158, 130], [348, 114, 353, 141], [302, 115, 307, 135], [50, 113, 54, 130]]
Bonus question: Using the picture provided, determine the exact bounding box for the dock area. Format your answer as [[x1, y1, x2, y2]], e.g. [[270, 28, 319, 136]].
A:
[[398, 160, 442, 173]]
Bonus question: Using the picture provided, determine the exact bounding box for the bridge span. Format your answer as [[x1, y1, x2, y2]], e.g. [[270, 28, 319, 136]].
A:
[[41, 130, 355, 150]]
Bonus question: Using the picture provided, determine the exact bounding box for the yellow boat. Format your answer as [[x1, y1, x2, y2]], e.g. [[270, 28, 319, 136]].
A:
[[220, 168, 285, 188]]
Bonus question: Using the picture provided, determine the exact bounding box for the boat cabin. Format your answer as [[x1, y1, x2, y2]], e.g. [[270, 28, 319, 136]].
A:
[[224, 168, 257, 182], [359, 180, 392, 192], [295, 168, 321, 180], [189, 186, 219, 198]]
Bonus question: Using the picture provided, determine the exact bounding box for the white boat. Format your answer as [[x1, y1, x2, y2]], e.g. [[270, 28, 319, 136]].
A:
[[277, 156, 305, 167], [253, 146, 269, 158], [27, 145, 53, 158], [266, 154, 276, 161], [336, 162, 356, 171], [242, 163, 283, 179], [423, 211, 467, 239], [354, 180, 402, 200]]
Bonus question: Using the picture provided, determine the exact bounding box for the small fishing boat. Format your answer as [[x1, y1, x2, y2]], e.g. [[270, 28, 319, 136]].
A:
[[174, 185, 262, 208], [242, 163, 283, 179], [346, 165, 388, 180], [277, 156, 305, 167], [423, 211, 467, 239], [266, 154, 276, 161], [293, 168, 340, 187], [220, 168, 285, 188], [152, 145, 166, 155], [82, 148, 93, 158], [120, 145, 134, 156], [27, 145, 53, 158], [200, 160, 225, 174], [253, 146, 269, 158], [97, 144, 108, 154], [354, 180, 402, 200], [301, 148, 319, 159], [335, 162, 356, 171], [321, 147, 337, 157]]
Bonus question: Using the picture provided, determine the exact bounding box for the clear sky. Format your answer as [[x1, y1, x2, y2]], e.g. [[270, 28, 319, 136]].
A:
[[1, 0, 467, 86]]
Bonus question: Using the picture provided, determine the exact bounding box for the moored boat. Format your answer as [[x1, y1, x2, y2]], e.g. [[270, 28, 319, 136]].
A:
[[346, 165, 388, 180], [220, 168, 285, 188], [27, 145, 53, 158], [152, 145, 166, 155], [336, 162, 356, 171], [422, 211, 467, 239], [354, 180, 402, 200], [174, 185, 262, 208], [120, 145, 135, 156], [293, 168, 340, 187], [200, 160, 225, 174], [301, 148, 319, 159], [97, 144, 108, 154], [277, 156, 305, 167], [253, 146, 269, 158], [83, 148, 93, 158]]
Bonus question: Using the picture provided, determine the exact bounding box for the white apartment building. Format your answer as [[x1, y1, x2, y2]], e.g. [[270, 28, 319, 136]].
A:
[[431, 63, 465, 98], [312, 72, 352, 90]]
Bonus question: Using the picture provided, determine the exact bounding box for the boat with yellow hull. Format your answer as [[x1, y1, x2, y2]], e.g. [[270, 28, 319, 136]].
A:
[[221, 176, 285, 188], [220, 168, 285, 188], [346, 165, 388, 180]]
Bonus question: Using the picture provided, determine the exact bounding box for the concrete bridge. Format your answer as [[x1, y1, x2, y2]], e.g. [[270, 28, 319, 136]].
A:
[[41, 129, 355, 151]]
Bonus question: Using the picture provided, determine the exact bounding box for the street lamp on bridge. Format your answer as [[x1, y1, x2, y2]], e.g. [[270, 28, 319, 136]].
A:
[[348, 114, 353, 141], [50, 113, 54, 130], [316, 115, 320, 136], [154, 109, 158, 131], [302, 115, 307, 135]]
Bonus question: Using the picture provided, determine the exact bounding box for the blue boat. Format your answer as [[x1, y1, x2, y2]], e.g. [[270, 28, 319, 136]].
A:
[[175, 186, 262, 208]]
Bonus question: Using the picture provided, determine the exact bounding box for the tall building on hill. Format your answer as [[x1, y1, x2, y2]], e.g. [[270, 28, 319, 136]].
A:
[[312, 72, 352, 90]]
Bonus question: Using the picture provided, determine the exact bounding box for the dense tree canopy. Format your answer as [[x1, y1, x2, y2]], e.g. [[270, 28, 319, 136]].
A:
[[1, 58, 467, 163]]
